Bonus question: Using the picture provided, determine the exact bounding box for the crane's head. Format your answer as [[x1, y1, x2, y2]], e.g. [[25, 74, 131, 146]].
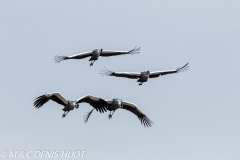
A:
[[146, 71, 150, 74], [75, 104, 79, 109], [100, 49, 103, 53]]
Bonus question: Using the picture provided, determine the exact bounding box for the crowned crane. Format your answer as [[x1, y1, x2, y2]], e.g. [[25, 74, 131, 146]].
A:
[[83, 98, 153, 127], [33, 93, 108, 118], [54, 46, 141, 66], [100, 63, 189, 85]]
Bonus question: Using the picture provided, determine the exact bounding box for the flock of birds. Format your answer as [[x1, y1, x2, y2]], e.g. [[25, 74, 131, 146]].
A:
[[34, 47, 189, 127]]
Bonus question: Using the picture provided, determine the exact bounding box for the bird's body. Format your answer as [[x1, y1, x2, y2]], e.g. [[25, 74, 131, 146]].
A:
[[33, 93, 108, 118], [55, 47, 140, 66], [62, 101, 77, 112], [89, 49, 101, 64], [100, 63, 189, 85], [137, 71, 150, 84], [107, 98, 122, 111], [83, 98, 153, 127]]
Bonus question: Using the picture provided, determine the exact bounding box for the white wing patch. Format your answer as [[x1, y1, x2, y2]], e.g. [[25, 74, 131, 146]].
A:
[[68, 51, 93, 58], [76, 94, 99, 102], [101, 50, 127, 54], [150, 70, 176, 75], [89, 95, 100, 101], [48, 92, 68, 104], [122, 101, 137, 108], [105, 99, 113, 104]]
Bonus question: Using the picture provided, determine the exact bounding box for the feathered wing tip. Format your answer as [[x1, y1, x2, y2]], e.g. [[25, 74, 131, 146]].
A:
[[96, 99, 109, 113], [139, 115, 153, 128], [177, 63, 189, 73], [33, 95, 49, 108], [99, 66, 114, 76], [54, 55, 67, 63], [83, 109, 94, 123], [128, 46, 141, 55]]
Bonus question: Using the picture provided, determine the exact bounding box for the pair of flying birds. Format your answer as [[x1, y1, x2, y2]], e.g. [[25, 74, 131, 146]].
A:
[[54, 46, 189, 86], [34, 46, 188, 127], [34, 93, 152, 127]]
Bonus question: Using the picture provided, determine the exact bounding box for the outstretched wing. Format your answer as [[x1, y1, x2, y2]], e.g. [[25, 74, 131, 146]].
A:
[[100, 67, 140, 79], [122, 101, 153, 127], [54, 51, 93, 63], [100, 46, 140, 57], [33, 92, 68, 108], [76, 95, 108, 113], [149, 63, 189, 78]]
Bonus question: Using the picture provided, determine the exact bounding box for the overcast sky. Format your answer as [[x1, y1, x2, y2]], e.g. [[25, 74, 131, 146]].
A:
[[0, 0, 240, 160]]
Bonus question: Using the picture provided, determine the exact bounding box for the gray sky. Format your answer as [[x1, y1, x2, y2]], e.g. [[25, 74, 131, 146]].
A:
[[0, 0, 240, 159]]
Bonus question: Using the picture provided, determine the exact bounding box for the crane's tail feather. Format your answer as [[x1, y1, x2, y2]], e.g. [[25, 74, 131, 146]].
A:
[[99, 66, 114, 76], [177, 63, 189, 72], [54, 55, 68, 63], [83, 109, 94, 123], [128, 46, 141, 55]]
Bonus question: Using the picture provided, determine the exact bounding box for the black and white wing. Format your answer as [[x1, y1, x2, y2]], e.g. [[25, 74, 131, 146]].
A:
[[100, 46, 140, 57], [83, 99, 113, 123], [54, 51, 93, 63], [149, 63, 189, 78], [33, 92, 68, 108], [122, 101, 153, 127], [100, 67, 141, 79], [76, 95, 108, 113]]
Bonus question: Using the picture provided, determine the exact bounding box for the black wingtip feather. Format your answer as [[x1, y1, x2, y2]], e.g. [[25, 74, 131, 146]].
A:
[[139, 115, 153, 128], [129, 46, 141, 55], [99, 98, 108, 112], [33, 95, 49, 108], [177, 63, 189, 72], [94, 98, 108, 113]]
